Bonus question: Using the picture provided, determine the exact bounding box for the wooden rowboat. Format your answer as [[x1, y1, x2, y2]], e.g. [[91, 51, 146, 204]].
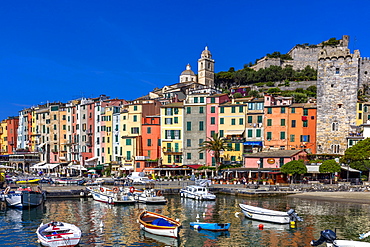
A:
[[138, 211, 181, 238]]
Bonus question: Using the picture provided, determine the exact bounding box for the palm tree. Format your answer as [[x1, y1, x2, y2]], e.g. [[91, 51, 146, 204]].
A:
[[199, 133, 232, 175]]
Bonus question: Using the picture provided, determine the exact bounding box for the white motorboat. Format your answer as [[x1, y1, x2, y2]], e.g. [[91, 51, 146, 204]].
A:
[[4, 186, 46, 208], [180, 185, 216, 200], [36, 221, 81, 247], [86, 186, 135, 204], [55, 178, 84, 185], [311, 229, 370, 247], [133, 189, 167, 204], [239, 203, 302, 224]]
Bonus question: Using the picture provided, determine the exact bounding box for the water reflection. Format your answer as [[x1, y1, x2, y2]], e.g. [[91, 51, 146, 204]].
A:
[[0, 195, 370, 246]]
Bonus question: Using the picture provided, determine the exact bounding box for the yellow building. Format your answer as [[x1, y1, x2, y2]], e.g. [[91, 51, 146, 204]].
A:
[[160, 102, 184, 166], [218, 99, 247, 165], [0, 120, 8, 155]]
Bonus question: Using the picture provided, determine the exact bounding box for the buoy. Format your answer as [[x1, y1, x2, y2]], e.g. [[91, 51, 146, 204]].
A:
[[258, 224, 264, 230], [202, 212, 206, 217], [235, 212, 240, 218], [290, 221, 296, 228], [196, 214, 200, 219]]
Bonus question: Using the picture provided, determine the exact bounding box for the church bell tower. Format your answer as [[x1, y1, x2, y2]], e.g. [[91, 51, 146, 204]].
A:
[[198, 46, 215, 87]]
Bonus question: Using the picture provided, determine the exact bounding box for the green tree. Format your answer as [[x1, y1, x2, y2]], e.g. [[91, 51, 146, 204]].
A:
[[248, 90, 260, 97], [319, 160, 341, 184], [233, 92, 243, 98], [280, 160, 307, 184], [199, 133, 233, 174], [340, 138, 370, 181]]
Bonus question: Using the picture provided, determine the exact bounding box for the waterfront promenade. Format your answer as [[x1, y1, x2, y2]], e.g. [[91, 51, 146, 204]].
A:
[[14, 180, 370, 204]]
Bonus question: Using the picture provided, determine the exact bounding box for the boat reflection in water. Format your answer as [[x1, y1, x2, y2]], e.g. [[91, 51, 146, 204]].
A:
[[140, 230, 180, 247], [241, 218, 291, 231], [192, 228, 231, 240]]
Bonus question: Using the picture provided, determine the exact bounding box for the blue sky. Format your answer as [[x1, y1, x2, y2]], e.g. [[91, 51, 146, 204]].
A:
[[1, 0, 370, 120]]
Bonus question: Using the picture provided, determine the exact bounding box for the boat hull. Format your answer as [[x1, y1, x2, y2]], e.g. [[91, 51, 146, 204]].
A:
[[5, 191, 45, 208], [87, 186, 135, 204], [329, 240, 370, 247], [190, 222, 230, 231], [37, 222, 81, 247], [239, 204, 291, 224], [139, 211, 181, 238], [180, 186, 216, 200]]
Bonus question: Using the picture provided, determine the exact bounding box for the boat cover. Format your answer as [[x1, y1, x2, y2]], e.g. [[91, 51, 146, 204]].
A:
[[152, 218, 174, 227]]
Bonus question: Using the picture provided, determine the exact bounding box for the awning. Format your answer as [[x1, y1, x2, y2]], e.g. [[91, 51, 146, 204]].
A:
[[225, 130, 244, 136], [306, 165, 320, 174], [119, 167, 134, 170], [186, 165, 202, 169], [243, 141, 263, 146], [85, 157, 98, 163], [341, 166, 361, 173], [39, 163, 60, 169], [30, 162, 46, 169], [68, 165, 87, 171]]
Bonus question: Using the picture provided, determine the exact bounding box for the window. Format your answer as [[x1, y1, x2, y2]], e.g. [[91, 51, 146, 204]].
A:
[[210, 130, 215, 137], [267, 119, 272, 126], [133, 115, 137, 122], [280, 132, 286, 140], [186, 122, 192, 131], [126, 139, 132, 145], [239, 118, 243, 125], [291, 107, 295, 113], [235, 143, 240, 151], [174, 117, 178, 123], [200, 97, 204, 103], [290, 134, 295, 142], [199, 121, 204, 131], [187, 107, 191, 114], [256, 129, 261, 137], [131, 127, 139, 134], [220, 107, 224, 113], [281, 107, 286, 114], [211, 106, 215, 113], [199, 107, 204, 114], [303, 109, 308, 116], [231, 119, 236, 125], [359, 113, 362, 119], [303, 120, 308, 127], [199, 152, 204, 159], [199, 139, 204, 145], [134, 105, 138, 111], [291, 120, 296, 128], [332, 144, 340, 154], [186, 139, 191, 147], [239, 106, 243, 113], [211, 98, 215, 103], [257, 116, 262, 123], [211, 117, 215, 125], [165, 118, 173, 124], [220, 118, 224, 124], [281, 119, 285, 126], [147, 127, 151, 134], [332, 122, 339, 131], [231, 107, 236, 113], [335, 68, 340, 74], [187, 153, 191, 159], [247, 129, 253, 138], [194, 97, 198, 103], [267, 132, 272, 140], [174, 108, 179, 114], [167, 155, 172, 163], [248, 116, 252, 123], [147, 139, 152, 146], [300, 135, 310, 142], [166, 108, 173, 116], [267, 108, 272, 114], [219, 130, 224, 137]]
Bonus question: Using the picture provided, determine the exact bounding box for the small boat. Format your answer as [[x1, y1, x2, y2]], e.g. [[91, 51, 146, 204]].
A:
[[190, 222, 230, 231], [16, 178, 41, 184], [4, 186, 46, 208], [86, 186, 135, 204], [133, 189, 167, 204], [239, 203, 302, 224], [138, 210, 181, 238], [36, 221, 81, 247], [311, 229, 370, 247], [55, 177, 84, 185], [180, 185, 216, 200]]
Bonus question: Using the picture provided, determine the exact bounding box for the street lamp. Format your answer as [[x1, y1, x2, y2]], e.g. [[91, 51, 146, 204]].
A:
[[257, 160, 261, 184]]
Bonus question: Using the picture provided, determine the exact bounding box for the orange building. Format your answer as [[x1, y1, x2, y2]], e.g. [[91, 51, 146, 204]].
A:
[[287, 103, 317, 153], [137, 115, 161, 173], [6, 117, 19, 154], [264, 95, 292, 150]]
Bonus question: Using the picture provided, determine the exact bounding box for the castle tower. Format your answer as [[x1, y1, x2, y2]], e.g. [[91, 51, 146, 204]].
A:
[[179, 64, 196, 83], [198, 46, 215, 87], [316, 44, 361, 155]]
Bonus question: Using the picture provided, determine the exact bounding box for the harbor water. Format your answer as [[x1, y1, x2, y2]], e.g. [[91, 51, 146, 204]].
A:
[[1, 194, 370, 246]]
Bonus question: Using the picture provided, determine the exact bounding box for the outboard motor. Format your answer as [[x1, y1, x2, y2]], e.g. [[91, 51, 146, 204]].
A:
[[287, 209, 303, 222], [311, 229, 337, 246]]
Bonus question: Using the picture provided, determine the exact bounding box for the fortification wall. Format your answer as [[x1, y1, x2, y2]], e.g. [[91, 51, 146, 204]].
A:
[[251, 57, 281, 71], [359, 57, 370, 93]]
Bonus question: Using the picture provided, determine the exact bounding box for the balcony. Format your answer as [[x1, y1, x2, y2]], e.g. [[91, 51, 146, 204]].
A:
[[51, 149, 58, 153], [162, 148, 182, 154], [86, 129, 93, 135], [86, 141, 92, 146]]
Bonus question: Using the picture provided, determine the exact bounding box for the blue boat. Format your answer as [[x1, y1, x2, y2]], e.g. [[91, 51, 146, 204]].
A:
[[190, 222, 231, 231]]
